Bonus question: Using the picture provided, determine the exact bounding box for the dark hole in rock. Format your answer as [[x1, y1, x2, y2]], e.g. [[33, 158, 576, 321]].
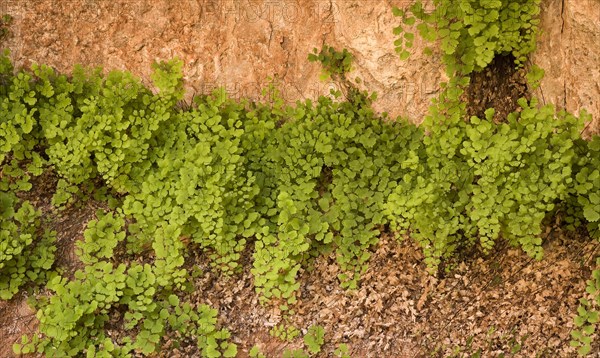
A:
[[463, 54, 529, 123]]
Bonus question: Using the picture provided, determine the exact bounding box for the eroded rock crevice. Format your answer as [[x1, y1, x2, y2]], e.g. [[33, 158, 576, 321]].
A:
[[463, 54, 529, 123]]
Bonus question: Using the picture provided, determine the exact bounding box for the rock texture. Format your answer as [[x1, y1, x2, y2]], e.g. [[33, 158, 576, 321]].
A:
[[0, 0, 444, 122], [532, 0, 600, 135], [1, 0, 598, 131], [3, 0, 597, 132]]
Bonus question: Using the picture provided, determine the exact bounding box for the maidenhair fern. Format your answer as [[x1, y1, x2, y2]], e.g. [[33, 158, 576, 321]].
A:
[[0, 191, 55, 299], [1, 0, 599, 353], [393, 0, 541, 76]]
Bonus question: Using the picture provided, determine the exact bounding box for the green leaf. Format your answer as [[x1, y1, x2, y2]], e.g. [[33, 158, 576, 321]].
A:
[[583, 324, 595, 335], [584, 206, 600, 222], [402, 17, 416, 26], [588, 310, 599, 324], [222, 342, 237, 357], [392, 7, 404, 17], [578, 344, 592, 356]]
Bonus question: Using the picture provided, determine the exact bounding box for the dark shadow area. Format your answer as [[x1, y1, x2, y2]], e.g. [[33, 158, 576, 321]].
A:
[[464, 54, 529, 123]]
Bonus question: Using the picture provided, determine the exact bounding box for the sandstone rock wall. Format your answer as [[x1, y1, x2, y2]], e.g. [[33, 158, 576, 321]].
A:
[[1, 0, 443, 122], [1, 0, 598, 132], [533, 0, 600, 135]]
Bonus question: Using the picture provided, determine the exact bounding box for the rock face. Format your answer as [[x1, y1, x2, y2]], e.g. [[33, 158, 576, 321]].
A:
[[0, 0, 598, 132], [1, 0, 443, 122], [532, 0, 600, 135]]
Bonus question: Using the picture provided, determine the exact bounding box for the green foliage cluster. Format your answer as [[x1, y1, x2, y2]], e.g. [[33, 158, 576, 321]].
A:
[[0, 51, 45, 192], [388, 0, 599, 274], [334, 343, 351, 358], [565, 136, 600, 238], [393, 0, 541, 75], [308, 45, 353, 80], [0, 191, 55, 299], [0, 14, 11, 42], [303, 325, 325, 354], [262, 324, 328, 358], [76, 210, 125, 265], [0, 56, 237, 356], [387, 100, 596, 271], [571, 256, 600, 356], [1, 33, 599, 304], [307, 45, 375, 108], [251, 94, 423, 300], [121, 91, 261, 274], [14, 216, 235, 357], [32, 58, 181, 194], [270, 322, 301, 342], [391, 3, 598, 354]]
